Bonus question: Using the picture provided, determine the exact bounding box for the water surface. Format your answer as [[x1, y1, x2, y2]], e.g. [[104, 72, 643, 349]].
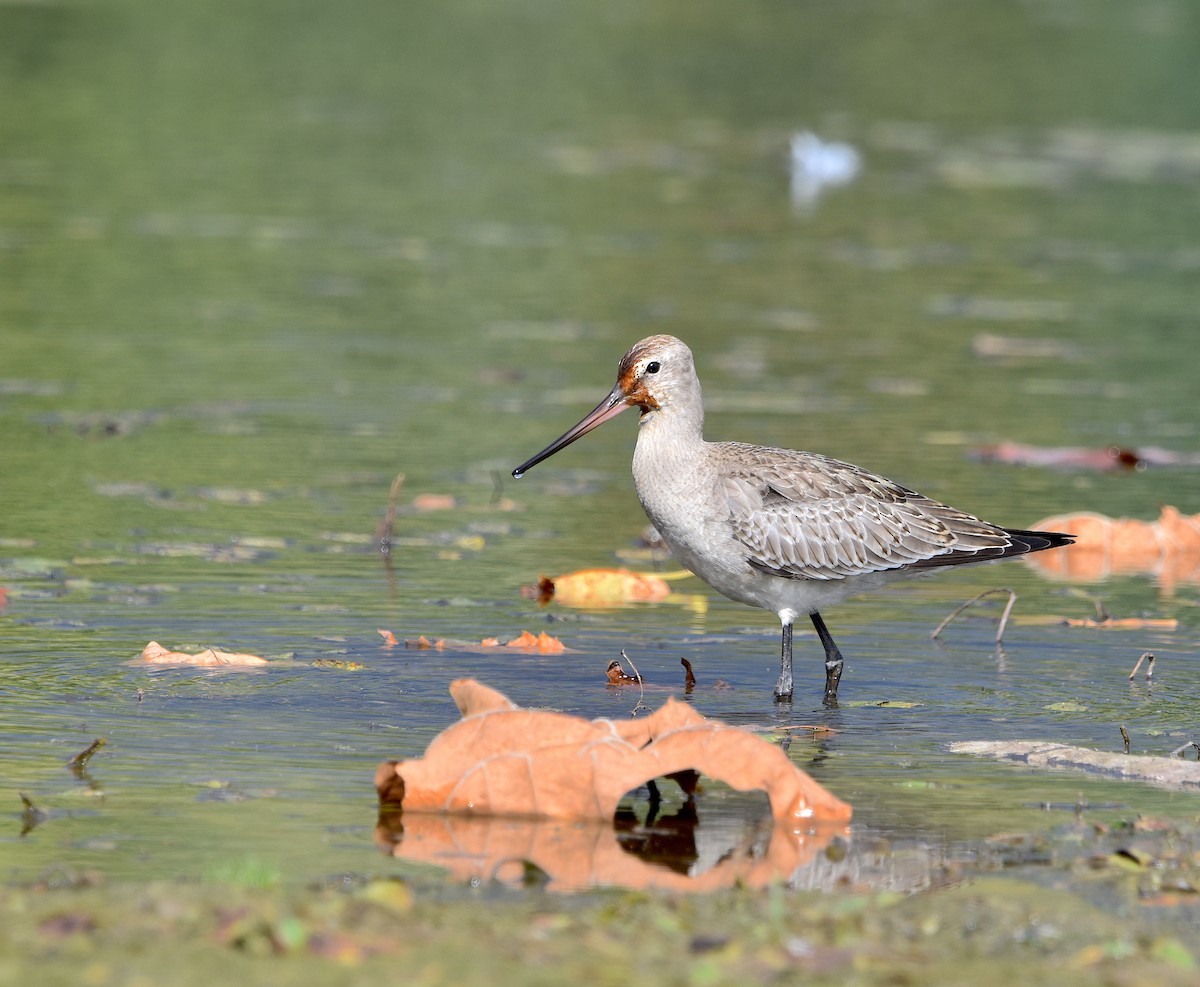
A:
[[2, 0, 1198, 890]]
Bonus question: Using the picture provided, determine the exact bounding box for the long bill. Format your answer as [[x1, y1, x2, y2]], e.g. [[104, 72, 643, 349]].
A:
[[512, 385, 632, 478]]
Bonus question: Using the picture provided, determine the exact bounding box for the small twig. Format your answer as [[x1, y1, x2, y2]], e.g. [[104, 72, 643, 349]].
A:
[[374, 473, 406, 559], [1119, 724, 1130, 755], [620, 649, 650, 715], [680, 657, 696, 694], [1169, 741, 1200, 760], [66, 738, 106, 776], [1128, 652, 1155, 680], [931, 588, 1017, 644]]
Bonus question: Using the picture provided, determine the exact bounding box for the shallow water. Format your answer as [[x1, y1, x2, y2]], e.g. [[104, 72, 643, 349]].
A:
[[2, 0, 1198, 891]]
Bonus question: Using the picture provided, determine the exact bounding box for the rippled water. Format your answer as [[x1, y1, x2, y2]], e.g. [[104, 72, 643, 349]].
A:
[[2, 0, 1198, 889]]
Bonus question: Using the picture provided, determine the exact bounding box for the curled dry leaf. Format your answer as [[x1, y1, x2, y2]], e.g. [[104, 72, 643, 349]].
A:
[[606, 659, 641, 685], [140, 641, 268, 667], [500, 630, 567, 653], [377, 629, 398, 647], [1026, 506, 1200, 591], [527, 568, 672, 607], [374, 678, 851, 825]]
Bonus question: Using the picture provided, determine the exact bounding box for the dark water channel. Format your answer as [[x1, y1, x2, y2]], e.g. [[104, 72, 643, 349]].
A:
[[2, 0, 1198, 892]]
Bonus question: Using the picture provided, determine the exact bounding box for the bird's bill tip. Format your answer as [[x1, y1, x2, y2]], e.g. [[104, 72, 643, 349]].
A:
[[511, 387, 631, 477]]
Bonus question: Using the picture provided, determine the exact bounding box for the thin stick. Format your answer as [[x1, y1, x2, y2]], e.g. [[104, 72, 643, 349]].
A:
[[1128, 652, 1155, 680], [375, 473, 406, 558], [1169, 741, 1200, 759], [1119, 724, 1130, 755], [931, 588, 1017, 644], [620, 649, 649, 715]]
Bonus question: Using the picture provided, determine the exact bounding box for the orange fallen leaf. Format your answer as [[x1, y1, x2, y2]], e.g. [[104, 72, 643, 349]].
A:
[[140, 641, 268, 667], [1026, 506, 1200, 593], [375, 678, 852, 826], [377, 629, 398, 647], [411, 493, 457, 511], [528, 568, 673, 607], [501, 630, 567, 653]]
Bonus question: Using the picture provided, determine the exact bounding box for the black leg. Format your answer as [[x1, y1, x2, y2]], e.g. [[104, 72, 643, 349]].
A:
[[774, 619, 793, 702], [811, 611, 844, 705]]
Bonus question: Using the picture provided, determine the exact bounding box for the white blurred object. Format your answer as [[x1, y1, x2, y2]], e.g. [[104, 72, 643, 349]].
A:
[[789, 131, 861, 212]]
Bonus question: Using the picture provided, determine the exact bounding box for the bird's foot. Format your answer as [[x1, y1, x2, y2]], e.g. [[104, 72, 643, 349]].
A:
[[822, 656, 844, 706]]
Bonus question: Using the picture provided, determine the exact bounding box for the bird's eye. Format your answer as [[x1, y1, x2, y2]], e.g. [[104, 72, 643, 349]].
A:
[[645, 361, 660, 375]]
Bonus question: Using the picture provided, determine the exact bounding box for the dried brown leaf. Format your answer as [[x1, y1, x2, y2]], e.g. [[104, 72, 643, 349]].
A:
[[606, 659, 641, 685], [502, 630, 567, 653], [375, 678, 852, 825]]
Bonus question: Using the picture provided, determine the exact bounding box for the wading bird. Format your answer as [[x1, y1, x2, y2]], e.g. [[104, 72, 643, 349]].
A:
[[513, 335, 1073, 704]]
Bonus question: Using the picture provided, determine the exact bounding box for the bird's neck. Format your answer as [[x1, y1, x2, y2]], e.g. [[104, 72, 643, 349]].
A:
[[632, 393, 706, 482]]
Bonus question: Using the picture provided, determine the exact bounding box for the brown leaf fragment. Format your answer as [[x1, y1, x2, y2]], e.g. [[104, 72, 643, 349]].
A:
[[375, 678, 852, 825], [140, 641, 268, 666], [377, 628, 398, 647], [681, 657, 696, 693], [607, 659, 641, 685]]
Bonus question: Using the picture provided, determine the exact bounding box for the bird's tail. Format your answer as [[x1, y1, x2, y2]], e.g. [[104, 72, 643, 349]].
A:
[[1000, 527, 1076, 556]]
